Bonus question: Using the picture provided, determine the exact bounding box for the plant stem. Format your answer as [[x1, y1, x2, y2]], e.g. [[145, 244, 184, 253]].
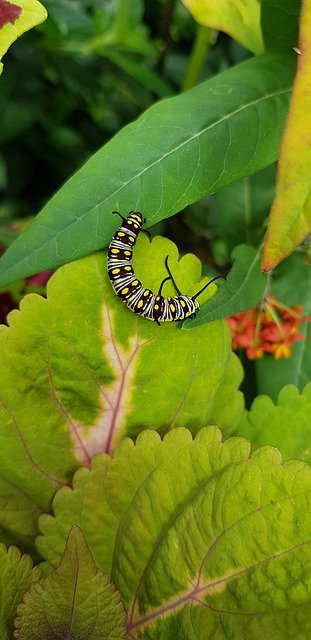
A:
[[156, 0, 178, 75], [182, 25, 213, 92]]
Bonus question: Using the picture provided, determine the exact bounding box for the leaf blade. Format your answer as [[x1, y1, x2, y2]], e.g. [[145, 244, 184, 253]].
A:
[[262, 0, 311, 270], [0, 52, 296, 286], [183, 244, 267, 328], [182, 0, 264, 54]]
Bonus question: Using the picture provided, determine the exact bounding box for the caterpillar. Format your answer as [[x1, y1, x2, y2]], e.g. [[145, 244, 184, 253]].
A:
[[107, 210, 224, 325]]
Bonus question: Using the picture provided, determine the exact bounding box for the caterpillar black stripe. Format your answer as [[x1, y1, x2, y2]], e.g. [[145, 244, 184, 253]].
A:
[[107, 211, 224, 325]]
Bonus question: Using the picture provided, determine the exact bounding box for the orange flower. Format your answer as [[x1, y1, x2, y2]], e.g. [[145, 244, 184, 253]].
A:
[[227, 296, 310, 360]]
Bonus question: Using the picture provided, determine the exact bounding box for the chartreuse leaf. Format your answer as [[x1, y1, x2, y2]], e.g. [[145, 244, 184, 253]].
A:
[[0, 0, 47, 75], [262, 0, 311, 270], [183, 244, 266, 328], [237, 383, 311, 465], [37, 427, 311, 638], [182, 0, 263, 54], [261, 0, 301, 52], [0, 543, 40, 637], [0, 236, 243, 552], [0, 52, 296, 286], [14, 526, 126, 639], [256, 252, 311, 400]]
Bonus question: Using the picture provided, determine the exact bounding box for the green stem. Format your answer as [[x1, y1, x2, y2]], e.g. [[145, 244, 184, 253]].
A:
[[182, 25, 213, 92], [113, 0, 129, 38]]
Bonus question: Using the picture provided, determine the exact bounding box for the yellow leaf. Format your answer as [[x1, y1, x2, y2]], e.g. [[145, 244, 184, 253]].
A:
[[181, 0, 263, 54], [262, 0, 311, 271], [0, 0, 47, 70]]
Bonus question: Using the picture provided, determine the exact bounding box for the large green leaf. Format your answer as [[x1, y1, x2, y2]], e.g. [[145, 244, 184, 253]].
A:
[[0, 52, 296, 286], [261, 0, 301, 52], [237, 382, 311, 465], [256, 252, 311, 400], [14, 526, 126, 639], [37, 427, 311, 638], [0, 543, 40, 637], [0, 236, 243, 552]]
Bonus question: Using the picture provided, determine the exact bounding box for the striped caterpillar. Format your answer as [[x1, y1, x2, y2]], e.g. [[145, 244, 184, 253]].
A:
[[107, 211, 224, 325]]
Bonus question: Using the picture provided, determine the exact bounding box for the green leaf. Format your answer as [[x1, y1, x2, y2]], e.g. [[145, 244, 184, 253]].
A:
[[182, 0, 264, 54], [37, 427, 311, 638], [261, 0, 301, 52], [0, 51, 296, 286], [255, 252, 311, 400], [214, 164, 275, 252], [183, 244, 267, 328], [0, 543, 40, 636], [0, 0, 47, 75], [14, 526, 126, 639], [237, 382, 311, 465], [0, 236, 243, 551]]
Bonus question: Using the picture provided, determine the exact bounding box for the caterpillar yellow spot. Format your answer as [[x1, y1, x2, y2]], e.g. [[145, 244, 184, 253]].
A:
[[180, 300, 186, 307], [129, 236, 135, 243], [111, 248, 119, 254], [121, 287, 129, 295], [170, 304, 175, 312], [118, 231, 125, 237], [124, 266, 132, 271], [127, 220, 132, 225], [185, 311, 192, 317], [154, 304, 159, 310], [156, 295, 160, 301], [137, 300, 144, 309], [132, 280, 139, 286], [112, 268, 120, 274], [124, 251, 131, 256], [133, 224, 139, 229], [131, 214, 141, 221], [143, 290, 149, 296]]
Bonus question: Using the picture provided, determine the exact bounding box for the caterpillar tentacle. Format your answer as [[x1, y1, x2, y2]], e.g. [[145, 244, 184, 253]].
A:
[[107, 211, 224, 323]]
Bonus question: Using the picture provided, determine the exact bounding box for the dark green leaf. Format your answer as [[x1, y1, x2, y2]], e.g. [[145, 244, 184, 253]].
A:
[[261, 0, 301, 51], [214, 164, 275, 252], [183, 244, 267, 328], [0, 52, 296, 287]]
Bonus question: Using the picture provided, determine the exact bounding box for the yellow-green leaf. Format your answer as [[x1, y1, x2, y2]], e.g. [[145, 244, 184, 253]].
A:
[[0, 0, 47, 74], [181, 0, 263, 54], [262, 0, 311, 271]]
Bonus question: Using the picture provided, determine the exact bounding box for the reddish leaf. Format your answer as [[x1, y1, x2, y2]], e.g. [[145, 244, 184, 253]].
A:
[[0, 0, 21, 28]]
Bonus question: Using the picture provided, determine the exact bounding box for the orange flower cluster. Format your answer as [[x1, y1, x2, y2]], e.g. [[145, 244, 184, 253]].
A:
[[227, 297, 310, 360]]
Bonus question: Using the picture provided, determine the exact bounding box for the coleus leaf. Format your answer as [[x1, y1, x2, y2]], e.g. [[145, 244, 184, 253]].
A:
[[237, 382, 311, 465], [14, 526, 126, 639], [0, 0, 47, 75], [262, 0, 311, 270], [183, 244, 267, 328], [37, 427, 311, 638], [0, 236, 243, 552], [0, 542, 40, 637], [0, 51, 296, 286]]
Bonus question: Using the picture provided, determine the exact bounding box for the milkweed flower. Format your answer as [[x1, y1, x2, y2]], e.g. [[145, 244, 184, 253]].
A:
[[227, 297, 310, 360]]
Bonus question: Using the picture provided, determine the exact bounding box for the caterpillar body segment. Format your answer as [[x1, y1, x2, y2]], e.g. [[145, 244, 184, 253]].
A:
[[107, 211, 223, 324]]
